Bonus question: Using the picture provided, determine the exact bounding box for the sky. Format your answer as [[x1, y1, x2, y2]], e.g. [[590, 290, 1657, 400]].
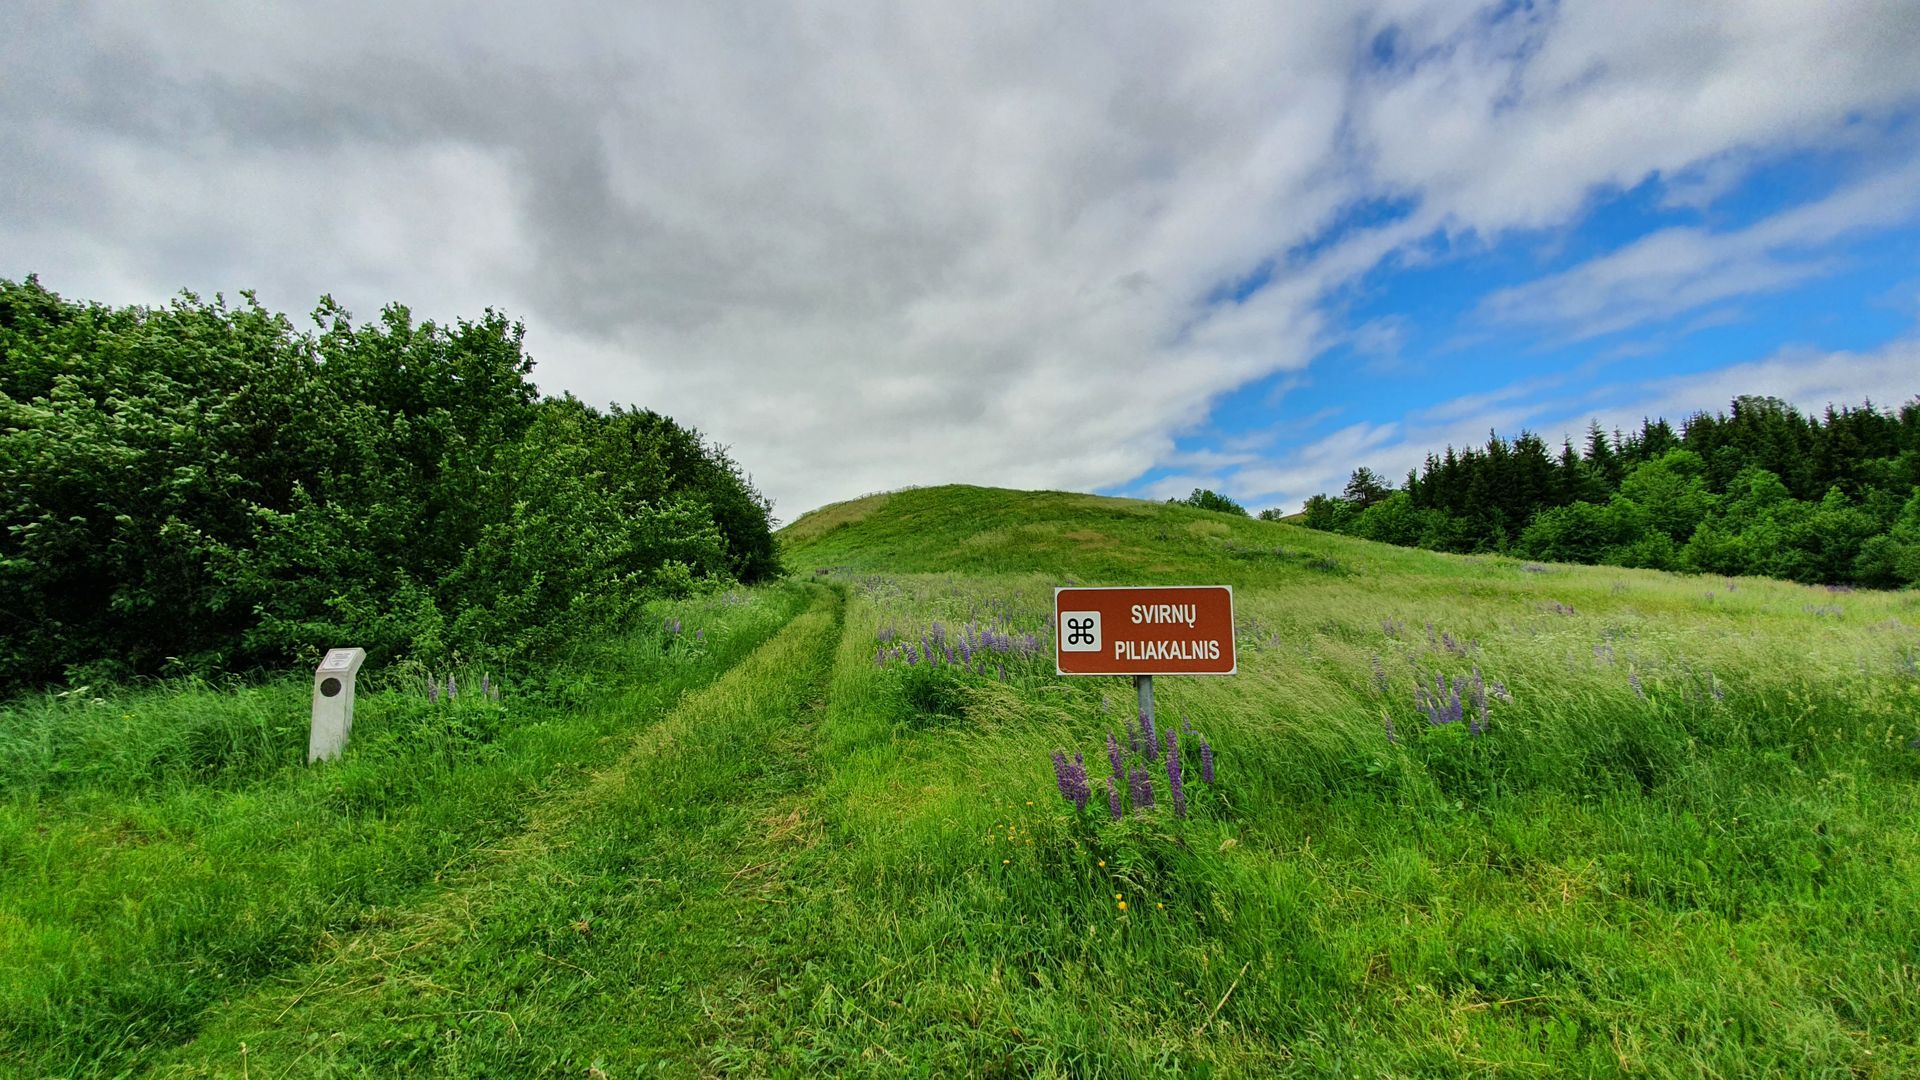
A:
[[4, 2, 1919, 519]]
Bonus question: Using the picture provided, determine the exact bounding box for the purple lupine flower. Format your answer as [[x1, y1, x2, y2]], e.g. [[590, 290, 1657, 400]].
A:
[[930, 621, 946, 646], [1415, 672, 1463, 725], [427, 678, 440, 705], [1107, 777, 1123, 819], [1371, 655, 1389, 695], [1491, 680, 1511, 702], [1051, 750, 1072, 804], [1629, 671, 1645, 698], [1710, 678, 1724, 703], [1125, 716, 1141, 754], [996, 663, 1006, 681], [696, 628, 704, 643], [490, 682, 501, 702], [1470, 667, 1488, 728], [1384, 714, 1397, 744], [1141, 709, 1158, 762], [1069, 752, 1091, 811], [446, 674, 458, 700], [1129, 764, 1155, 812], [1198, 737, 1214, 783], [1166, 730, 1186, 817], [1415, 673, 1442, 725], [480, 673, 491, 697], [1107, 731, 1124, 780], [876, 647, 886, 666]]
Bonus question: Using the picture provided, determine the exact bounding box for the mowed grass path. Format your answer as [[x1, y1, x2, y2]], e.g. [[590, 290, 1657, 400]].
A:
[[0, 588, 809, 1076], [154, 585, 849, 1075], [10, 485, 1920, 1076]]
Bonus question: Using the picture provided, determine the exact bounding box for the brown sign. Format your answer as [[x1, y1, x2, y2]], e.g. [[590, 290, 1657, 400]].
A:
[[1054, 586, 1236, 676]]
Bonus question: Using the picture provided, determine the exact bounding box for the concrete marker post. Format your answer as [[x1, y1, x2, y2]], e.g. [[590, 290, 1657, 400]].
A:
[[308, 647, 367, 764]]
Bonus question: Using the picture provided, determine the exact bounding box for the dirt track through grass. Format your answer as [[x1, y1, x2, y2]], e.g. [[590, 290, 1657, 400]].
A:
[[155, 585, 845, 1076]]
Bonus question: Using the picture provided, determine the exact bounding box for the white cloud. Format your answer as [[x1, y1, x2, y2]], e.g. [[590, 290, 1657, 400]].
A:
[[1228, 421, 1402, 506], [1478, 159, 1920, 340], [2, 2, 1918, 516], [1354, 1, 1920, 231], [1617, 337, 1920, 423]]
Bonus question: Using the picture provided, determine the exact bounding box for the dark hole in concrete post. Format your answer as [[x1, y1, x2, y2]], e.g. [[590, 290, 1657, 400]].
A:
[[320, 677, 343, 698]]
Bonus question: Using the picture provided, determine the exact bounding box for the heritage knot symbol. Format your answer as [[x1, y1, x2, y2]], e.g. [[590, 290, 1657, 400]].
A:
[[1066, 616, 1097, 646]]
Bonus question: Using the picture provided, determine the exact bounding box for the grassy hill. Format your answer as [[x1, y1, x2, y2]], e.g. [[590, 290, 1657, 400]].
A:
[[5, 484, 1919, 1075]]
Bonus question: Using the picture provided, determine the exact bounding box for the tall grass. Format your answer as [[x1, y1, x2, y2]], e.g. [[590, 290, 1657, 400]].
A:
[[0, 586, 807, 1076], [739, 487, 1920, 1073], [12, 485, 1920, 1075]]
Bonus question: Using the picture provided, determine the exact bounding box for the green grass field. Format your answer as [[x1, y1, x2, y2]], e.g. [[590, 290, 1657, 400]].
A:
[[5, 485, 1919, 1076]]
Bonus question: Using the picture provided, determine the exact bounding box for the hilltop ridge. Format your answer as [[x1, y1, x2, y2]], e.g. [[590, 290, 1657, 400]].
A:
[[781, 483, 1466, 584]]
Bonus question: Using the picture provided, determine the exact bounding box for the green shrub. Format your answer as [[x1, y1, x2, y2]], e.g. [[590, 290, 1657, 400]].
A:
[[1173, 488, 1250, 516], [0, 277, 781, 691]]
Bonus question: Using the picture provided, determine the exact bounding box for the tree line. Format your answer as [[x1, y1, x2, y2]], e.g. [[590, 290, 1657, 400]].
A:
[[0, 277, 779, 693], [1291, 394, 1920, 587]]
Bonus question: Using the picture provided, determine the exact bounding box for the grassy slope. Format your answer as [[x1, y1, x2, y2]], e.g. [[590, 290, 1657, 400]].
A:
[[14, 484, 1920, 1076], [753, 485, 1920, 1073], [0, 587, 810, 1077]]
